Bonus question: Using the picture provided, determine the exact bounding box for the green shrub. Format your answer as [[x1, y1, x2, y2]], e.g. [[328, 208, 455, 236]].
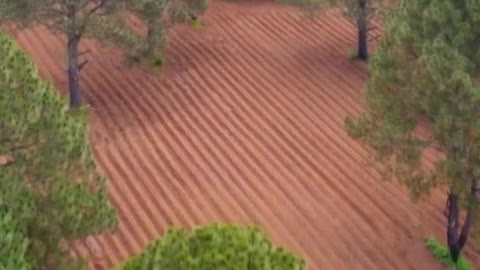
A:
[[115, 224, 306, 270], [424, 237, 472, 270]]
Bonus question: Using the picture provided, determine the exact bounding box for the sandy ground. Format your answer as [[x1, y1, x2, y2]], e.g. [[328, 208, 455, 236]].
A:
[[13, 0, 480, 269]]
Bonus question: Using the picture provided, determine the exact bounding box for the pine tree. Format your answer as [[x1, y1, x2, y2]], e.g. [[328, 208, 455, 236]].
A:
[[115, 224, 305, 270], [124, 0, 207, 67], [0, 0, 141, 108], [345, 0, 480, 262], [0, 31, 117, 269], [280, 0, 390, 61]]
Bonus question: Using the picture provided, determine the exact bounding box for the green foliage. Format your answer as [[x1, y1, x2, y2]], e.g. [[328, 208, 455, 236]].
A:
[[345, 0, 480, 199], [0, 0, 146, 107], [125, 0, 207, 66], [424, 237, 472, 270], [0, 31, 117, 269], [0, 208, 30, 270], [115, 224, 306, 270], [345, 0, 480, 253], [0, 0, 125, 35], [86, 14, 143, 56]]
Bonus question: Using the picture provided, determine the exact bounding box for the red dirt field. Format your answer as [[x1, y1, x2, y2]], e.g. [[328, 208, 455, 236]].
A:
[[14, 1, 480, 269]]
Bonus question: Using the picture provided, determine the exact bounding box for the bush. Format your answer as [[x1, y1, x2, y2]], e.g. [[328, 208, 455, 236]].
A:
[[424, 237, 472, 270], [115, 224, 306, 270]]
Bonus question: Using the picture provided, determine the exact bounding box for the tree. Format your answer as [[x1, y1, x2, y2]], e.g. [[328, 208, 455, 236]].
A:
[[337, 0, 373, 60], [0, 31, 117, 269], [281, 0, 392, 61], [114, 224, 306, 270], [345, 0, 480, 262], [0, 0, 141, 108], [124, 0, 207, 66]]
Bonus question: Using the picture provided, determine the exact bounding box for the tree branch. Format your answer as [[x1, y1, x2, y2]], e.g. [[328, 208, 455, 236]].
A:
[[79, 49, 91, 56], [368, 33, 381, 42], [78, 0, 109, 37], [78, 59, 88, 71]]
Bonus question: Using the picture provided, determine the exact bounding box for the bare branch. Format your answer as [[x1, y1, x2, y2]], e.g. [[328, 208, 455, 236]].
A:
[[78, 0, 109, 37], [79, 49, 91, 56], [86, 0, 108, 18], [78, 59, 88, 71], [368, 33, 381, 42]]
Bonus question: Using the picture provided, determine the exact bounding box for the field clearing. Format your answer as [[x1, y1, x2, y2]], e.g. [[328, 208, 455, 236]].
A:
[[14, 0, 480, 269]]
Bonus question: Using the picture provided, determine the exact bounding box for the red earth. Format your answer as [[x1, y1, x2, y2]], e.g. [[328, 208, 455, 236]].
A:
[[14, 0, 480, 269]]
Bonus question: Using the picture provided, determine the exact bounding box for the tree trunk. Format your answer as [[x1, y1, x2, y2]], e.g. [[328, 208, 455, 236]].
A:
[[66, 2, 82, 109], [146, 27, 156, 58], [445, 182, 479, 262], [357, 0, 368, 61], [145, 20, 162, 59], [67, 36, 81, 109]]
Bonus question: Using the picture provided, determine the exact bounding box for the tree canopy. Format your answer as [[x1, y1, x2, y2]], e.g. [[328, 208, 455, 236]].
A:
[[0, 31, 117, 269], [125, 0, 207, 66], [345, 0, 480, 262], [115, 224, 306, 270], [0, 0, 143, 108]]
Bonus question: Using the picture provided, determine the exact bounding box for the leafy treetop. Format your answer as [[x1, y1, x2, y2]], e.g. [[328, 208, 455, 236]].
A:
[[124, 0, 207, 66], [115, 224, 306, 270], [0, 0, 142, 107], [346, 0, 480, 200], [345, 0, 480, 261], [0, 31, 117, 269]]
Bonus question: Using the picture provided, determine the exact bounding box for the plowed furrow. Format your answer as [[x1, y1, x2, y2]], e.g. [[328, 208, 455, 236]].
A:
[[97, 156, 143, 264], [96, 149, 150, 256], [91, 67, 207, 227], [290, 13, 453, 224], [81, 60, 198, 230], [177, 15, 424, 268], [171, 74, 349, 267], [279, 13, 443, 227], [253, 14, 367, 113], [168, 41, 381, 268], [152, 86, 252, 224], [175, 73, 369, 269], [162, 67, 322, 266], [215, 13, 441, 233], [202, 14, 408, 234], [166, 77, 330, 268], [113, 76, 222, 225]]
